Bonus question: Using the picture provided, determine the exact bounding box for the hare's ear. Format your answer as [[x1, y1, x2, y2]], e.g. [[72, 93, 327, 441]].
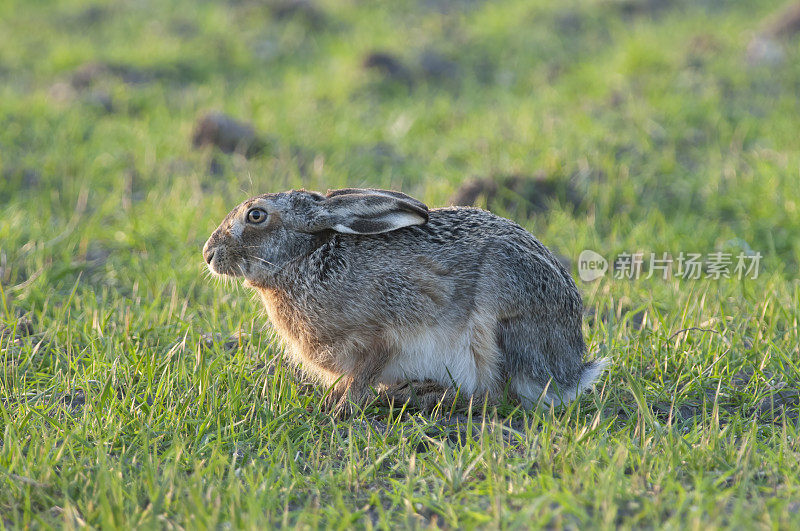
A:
[[304, 189, 429, 234], [326, 188, 429, 213]]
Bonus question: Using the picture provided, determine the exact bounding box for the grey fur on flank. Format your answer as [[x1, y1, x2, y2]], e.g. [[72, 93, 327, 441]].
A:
[[203, 188, 607, 414]]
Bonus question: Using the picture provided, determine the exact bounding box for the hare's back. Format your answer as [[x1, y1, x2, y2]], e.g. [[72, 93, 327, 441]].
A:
[[419, 207, 578, 305], [333, 206, 576, 311], [418, 207, 557, 263]]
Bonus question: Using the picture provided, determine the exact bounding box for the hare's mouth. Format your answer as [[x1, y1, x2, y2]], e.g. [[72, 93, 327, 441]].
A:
[[204, 252, 245, 279], [207, 262, 244, 279]]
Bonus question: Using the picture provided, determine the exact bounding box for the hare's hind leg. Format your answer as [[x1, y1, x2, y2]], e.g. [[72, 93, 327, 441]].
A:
[[497, 316, 587, 407], [380, 380, 497, 412], [381, 381, 459, 411]]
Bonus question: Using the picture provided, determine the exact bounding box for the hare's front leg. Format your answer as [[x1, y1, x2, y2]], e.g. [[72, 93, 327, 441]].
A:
[[323, 375, 366, 417], [322, 344, 389, 417]]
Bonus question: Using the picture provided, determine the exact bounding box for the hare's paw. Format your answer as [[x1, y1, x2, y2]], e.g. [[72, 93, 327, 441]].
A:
[[382, 380, 461, 412], [322, 378, 368, 418], [322, 383, 346, 414]]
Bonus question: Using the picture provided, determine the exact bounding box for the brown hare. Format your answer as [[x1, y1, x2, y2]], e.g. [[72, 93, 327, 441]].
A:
[[203, 188, 607, 414]]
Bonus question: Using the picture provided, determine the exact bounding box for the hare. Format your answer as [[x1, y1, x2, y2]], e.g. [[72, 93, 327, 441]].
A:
[[203, 188, 607, 413]]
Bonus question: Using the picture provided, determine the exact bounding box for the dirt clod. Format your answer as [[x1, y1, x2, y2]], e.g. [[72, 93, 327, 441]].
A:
[[450, 174, 583, 216], [192, 112, 267, 157], [747, 2, 800, 66], [268, 0, 327, 30], [418, 50, 459, 82], [759, 1, 800, 39], [756, 388, 800, 421], [610, 0, 673, 17], [0, 317, 35, 342], [362, 52, 413, 84], [70, 61, 150, 89]]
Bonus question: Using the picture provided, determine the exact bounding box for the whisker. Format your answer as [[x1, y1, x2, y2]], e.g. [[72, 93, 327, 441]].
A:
[[250, 256, 279, 267]]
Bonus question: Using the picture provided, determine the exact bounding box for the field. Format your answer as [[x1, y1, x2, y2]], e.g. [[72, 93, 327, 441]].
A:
[[2, 0, 800, 527]]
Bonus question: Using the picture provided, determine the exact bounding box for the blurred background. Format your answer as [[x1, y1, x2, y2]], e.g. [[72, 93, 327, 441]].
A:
[[1, 0, 799, 319]]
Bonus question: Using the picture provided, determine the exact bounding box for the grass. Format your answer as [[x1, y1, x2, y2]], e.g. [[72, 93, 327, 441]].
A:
[[1, 0, 800, 527]]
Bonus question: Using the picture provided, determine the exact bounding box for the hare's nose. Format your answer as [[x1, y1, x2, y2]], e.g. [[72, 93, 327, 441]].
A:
[[202, 241, 215, 265]]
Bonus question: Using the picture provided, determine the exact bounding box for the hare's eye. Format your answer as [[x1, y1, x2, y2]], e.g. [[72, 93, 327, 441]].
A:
[[246, 208, 268, 224]]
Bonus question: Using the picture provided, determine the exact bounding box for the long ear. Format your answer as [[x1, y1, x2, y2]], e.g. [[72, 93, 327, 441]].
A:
[[305, 188, 429, 234], [325, 188, 429, 213]]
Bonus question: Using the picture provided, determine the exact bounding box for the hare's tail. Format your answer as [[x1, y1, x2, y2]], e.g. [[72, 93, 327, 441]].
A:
[[578, 358, 609, 392], [512, 357, 609, 408]]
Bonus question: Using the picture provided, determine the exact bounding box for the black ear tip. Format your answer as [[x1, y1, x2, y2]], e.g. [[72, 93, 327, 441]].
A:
[[402, 200, 429, 220], [401, 195, 429, 214]]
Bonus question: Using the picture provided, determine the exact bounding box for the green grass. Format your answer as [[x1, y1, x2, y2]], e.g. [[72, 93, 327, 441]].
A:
[[1, 0, 800, 527]]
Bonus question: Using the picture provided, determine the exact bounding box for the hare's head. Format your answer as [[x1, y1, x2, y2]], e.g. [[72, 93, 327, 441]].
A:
[[203, 188, 429, 287]]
